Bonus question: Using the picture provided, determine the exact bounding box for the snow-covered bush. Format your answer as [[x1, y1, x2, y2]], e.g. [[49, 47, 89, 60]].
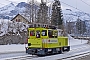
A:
[[0, 19, 29, 36]]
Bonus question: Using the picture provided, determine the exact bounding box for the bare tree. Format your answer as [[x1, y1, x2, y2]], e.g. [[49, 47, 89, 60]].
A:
[[24, 0, 39, 24]]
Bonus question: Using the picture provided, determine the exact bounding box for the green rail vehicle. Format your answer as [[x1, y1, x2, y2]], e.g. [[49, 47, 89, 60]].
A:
[[26, 27, 70, 55]]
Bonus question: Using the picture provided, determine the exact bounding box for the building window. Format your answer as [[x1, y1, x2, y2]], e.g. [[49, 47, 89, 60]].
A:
[[16, 19, 20, 22], [16, 19, 18, 22], [18, 19, 20, 22]]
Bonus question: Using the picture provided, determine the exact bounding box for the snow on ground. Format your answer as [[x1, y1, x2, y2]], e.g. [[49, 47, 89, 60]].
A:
[[0, 35, 88, 54], [68, 34, 88, 46], [68, 34, 88, 50], [31, 35, 89, 60], [0, 44, 26, 53]]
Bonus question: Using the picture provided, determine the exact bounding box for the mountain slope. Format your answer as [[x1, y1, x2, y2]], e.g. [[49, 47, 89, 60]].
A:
[[0, 2, 27, 19], [0, 2, 90, 21], [62, 9, 90, 22]]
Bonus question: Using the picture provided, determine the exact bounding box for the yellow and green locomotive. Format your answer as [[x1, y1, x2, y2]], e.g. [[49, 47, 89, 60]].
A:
[[26, 27, 70, 55]]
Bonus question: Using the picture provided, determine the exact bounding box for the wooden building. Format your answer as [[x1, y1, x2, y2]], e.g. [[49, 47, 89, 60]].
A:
[[11, 14, 29, 24]]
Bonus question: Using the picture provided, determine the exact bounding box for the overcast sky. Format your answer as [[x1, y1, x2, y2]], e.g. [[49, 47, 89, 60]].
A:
[[0, 0, 90, 13]]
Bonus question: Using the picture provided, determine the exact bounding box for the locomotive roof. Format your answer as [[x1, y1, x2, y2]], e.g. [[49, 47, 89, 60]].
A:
[[28, 27, 57, 30]]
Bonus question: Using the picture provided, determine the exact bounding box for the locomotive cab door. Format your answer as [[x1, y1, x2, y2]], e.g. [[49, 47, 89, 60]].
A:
[[28, 28, 42, 48]]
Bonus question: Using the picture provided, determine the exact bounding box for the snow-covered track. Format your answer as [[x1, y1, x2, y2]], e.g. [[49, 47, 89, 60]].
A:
[[4, 55, 38, 60], [57, 51, 90, 60], [57, 44, 90, 60], [2, 44, 90, 60]]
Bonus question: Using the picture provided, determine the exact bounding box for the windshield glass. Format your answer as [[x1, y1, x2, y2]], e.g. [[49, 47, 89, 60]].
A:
[[48, 30, 53, 38], [36, 30, 40, 38], [30, 30, 35, 36], [42, 30, 47, 36]]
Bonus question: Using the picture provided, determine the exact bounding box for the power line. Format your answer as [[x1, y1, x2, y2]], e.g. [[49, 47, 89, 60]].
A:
[[80, 0, 90, 7], [5, 0, 12, 2], [0, 0, 17, 7], [60, 1, 89, 14], [3, 0, 90, 15], [0, 3, 6, 5], [5, 0, 18, 4], [60, 1, 90, 19], [0, 0, 18, 7]]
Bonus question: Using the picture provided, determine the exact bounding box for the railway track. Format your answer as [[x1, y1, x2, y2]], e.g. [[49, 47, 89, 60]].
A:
[[2, 44, 90, 60], [57, 52, 90, 60], [4, 51, 90, 60], [4, 55, 38, 60], [57, 45, 90, 60]]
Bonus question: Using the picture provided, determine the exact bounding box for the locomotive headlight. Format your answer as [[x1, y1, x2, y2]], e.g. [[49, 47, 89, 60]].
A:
[[48, 49, 51, 52], [37, 48, 43, 51], [28, 43, 31, 46], [40, 49, 43, 50], [37, 49, 40, 51]]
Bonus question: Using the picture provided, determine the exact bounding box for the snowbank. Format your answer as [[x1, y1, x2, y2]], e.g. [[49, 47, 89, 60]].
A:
[[68, 34, 88, 46], [0, 44, 26, 53]]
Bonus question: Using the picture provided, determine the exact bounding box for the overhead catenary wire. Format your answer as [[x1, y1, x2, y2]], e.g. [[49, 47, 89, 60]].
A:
[[3, 0, 87, 12], [5, 0, 18, 4], [61, 1, 84, 12], [5, 0, 13, 2], [0, 3, 6, 5], [80, 0, 90, 7], [0, 0, 18, 7], [60, 0, 90, 21], [3, 0, 90, 15], [60, 1, 90, 15]]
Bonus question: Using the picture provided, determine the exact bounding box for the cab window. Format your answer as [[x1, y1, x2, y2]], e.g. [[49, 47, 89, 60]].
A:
[[36, 30, 40, 38], [48, 30, 53, 38], [30, 30, 35, 36], [42, 30, 47, 36], [54, 31, 58, 38]]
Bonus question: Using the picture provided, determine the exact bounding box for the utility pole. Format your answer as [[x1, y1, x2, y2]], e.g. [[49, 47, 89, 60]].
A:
[[31, 0, 34, 23]]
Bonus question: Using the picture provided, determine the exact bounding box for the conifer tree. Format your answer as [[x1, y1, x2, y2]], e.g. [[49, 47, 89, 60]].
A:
[[51, 0, 63, 29]]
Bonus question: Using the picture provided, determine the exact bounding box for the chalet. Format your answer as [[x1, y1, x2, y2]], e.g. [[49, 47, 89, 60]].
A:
[[11, 14, 30, 24]]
